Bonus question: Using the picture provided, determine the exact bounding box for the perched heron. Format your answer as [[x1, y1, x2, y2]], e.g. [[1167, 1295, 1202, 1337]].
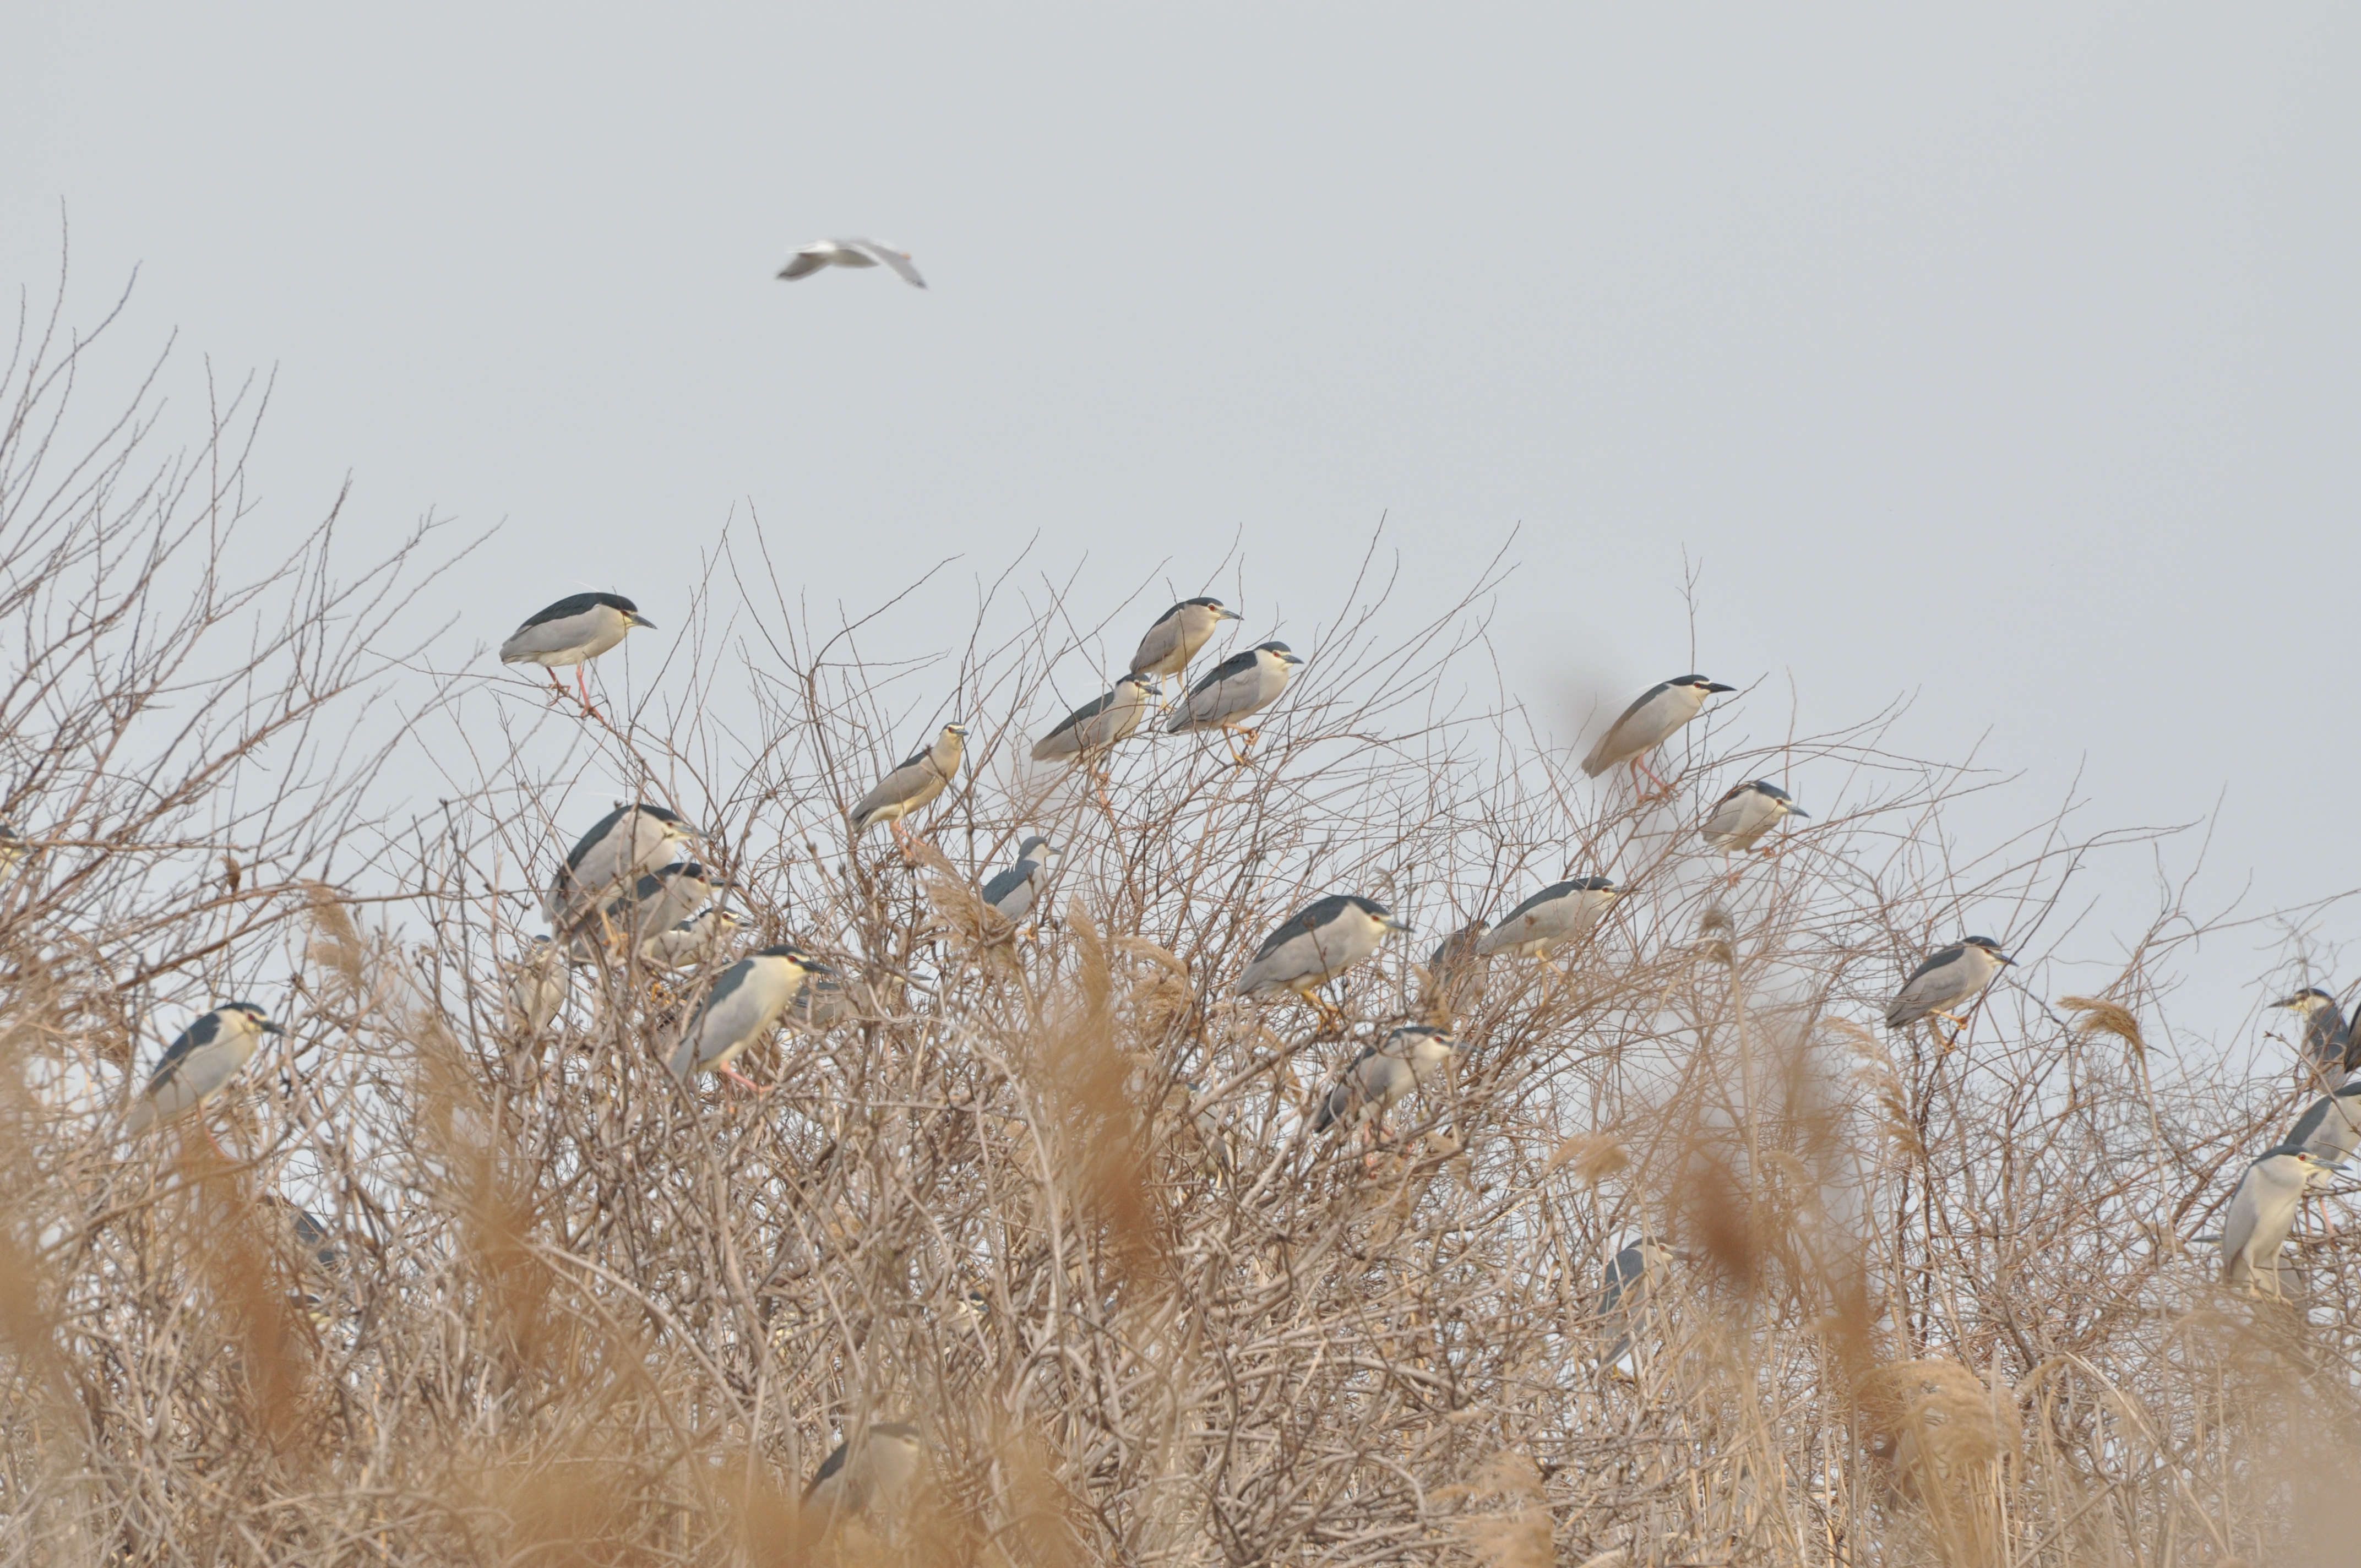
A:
[[789, 964, 852, 1031], [584, 862, 727, 957], [1422, 921, 1492, 1016], [261, 1194, 344, 1272], [544, 802, 701, 925], [1477, 878, 1618, 961], [1580, 676, 1737, 793], [849, 724, 967, 843], [1598, 1238, 1678, 1376], [982, 835, 1060, 925], [2287, 1081, 2361, 1164], [0, 821, 26, 870], [668, 941, 836, 1090], [127, 1002, 285, 1137], [1130, 596, 1244, 680], [1885, 937, 2012, 1035], [1234, 895, 1411, 1025], [802, 1423, 925, 1539], [505, 935, 570, 1032], [2220, 1144, 2342, 1294], [777, 238, 928, 288], [498, 593, 655, 712], [2273, 987, 2353, 1082], [1030, 673, 1156, 770], [1700, 780, 1809, 858], [641, 907, 746, 971], [1165, 641, 1304, 763], [1159, 1081, 1236, 1182], [1312, 1023, 1459, 1139]]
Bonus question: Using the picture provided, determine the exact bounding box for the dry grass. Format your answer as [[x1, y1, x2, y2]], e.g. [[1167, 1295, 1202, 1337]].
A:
[[6, 276, 2361, 1568]]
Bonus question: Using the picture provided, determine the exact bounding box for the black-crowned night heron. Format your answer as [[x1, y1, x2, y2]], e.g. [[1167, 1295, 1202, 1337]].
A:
[[1030, 673, 1156, 773], [668, 941, 836, 1090], [583, 862, 727, 958], [777, 238, 928, 288], [545, 802, 702, 925], [2287, 1081, 2361, 1164], [2273, 987, 2353, 1082], [1700, 779, 1809, 859], [1158, 1081, 1236, 1183], [1234, 895, 1411, 1026], [1165, 641, 1304, 764], [498, 593, 655, 711], [1885, 937, 2012, 1035], [127, 1002, 285, 1137], [1312, 1023, 1459, 1139], [1422, 922, 1492, 1016], [1598, 1238, 1677, 1376], [802, 1423, 925, 1539], [1477, 878, 1618, 961], [1130, 597, 1243, 681], [641, 907, 746, 971], [982, 835, 1060, 924], [848, 724, 967, 843], [790, 964, 852, 1031], [1580, 676, 1737, 793], [0, 822, 26, 870], [2219, 1143, 2342, 1294], [505, 935, 570, 1032], [260, 1194, 344, 1272]]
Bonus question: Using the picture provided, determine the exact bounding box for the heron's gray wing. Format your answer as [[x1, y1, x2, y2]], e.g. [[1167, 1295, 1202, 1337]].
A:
[[673, 959, 757, 1076], [1184, 650, 1256, 698], [1129, 607, 1186, 673], [1580, 682, 1672, 776], [1900, 945, 1968, 988], [1498, 882, 1575, 927], [145, 1012, 222, 1096], [1252, 896, 1354, 962], [850, 759, 937, 825], [1032, 690, 1116, 759], [982, 859, 1036, 908], [2218, 1172, 2260, 1276], [564, 806, 632, 872], [779, 250, 829, 279]]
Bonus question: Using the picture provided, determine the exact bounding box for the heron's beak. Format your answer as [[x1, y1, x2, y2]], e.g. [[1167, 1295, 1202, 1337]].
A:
[[630, 614, 657, 630], [1383, 917, 1413, 935], [263, 1021, 287, 1036], [1785, 806, 1811, 819], [1704, 682, 1737, 694], [1995, 952, 2016, 966], [1283, 652, 1307, 666], [1220, 607, 1244, 621]]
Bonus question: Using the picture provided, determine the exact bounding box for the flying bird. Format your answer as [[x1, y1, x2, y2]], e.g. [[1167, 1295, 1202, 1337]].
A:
[[545, 802, 701, 925], [1129, 597, 1243, 682], [499, 593, 655, 713], [669, 941, 837, 1090], [127, 1002, 285, 1139], [1581, 676, 1736, 793], [2219, 1144, 2341, 1294], [1234, 895, 1410, 1026], [1312, 1023, 1459, 1140], [1165, 641, 1304, 764], [849, 725, 966, 844], [777, 238, 927, 288], [982, 835, 1060, 925], [1477, 878, 1618, 962], [1885, 937, 2012, 1035]]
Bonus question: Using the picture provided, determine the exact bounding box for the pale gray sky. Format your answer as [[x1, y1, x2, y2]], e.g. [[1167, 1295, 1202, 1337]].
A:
[[4, 6, 2355, 1052]]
